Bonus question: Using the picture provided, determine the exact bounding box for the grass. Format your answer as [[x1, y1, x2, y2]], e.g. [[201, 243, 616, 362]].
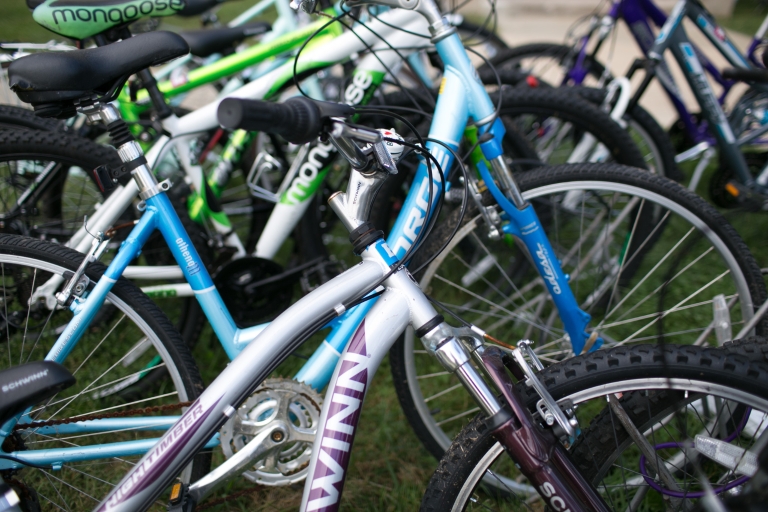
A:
[[2, 1, 768, 510], [721, 0, 768, 36]]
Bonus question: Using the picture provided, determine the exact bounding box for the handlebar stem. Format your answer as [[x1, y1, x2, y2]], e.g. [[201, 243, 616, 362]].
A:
[[327, 166, 388, 231]]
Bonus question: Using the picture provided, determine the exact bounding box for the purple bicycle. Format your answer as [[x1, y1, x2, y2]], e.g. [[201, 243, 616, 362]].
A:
[[490, 0, 768, 209]]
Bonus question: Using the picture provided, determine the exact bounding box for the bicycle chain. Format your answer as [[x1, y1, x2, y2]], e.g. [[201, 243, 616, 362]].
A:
[[13, 401, 193, 431]]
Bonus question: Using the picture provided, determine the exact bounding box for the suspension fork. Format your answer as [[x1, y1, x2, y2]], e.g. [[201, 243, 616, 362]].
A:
[[475, 119, 601, 354], [480, 346, 611, 512]]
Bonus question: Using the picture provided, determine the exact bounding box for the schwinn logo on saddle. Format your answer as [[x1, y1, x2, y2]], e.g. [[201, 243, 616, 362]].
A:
[[175, 238, 201, 276], [2, 369, 49, 393], [305, 323, 370, 512], [46, 0, 184, 27], [536, 243, 561, 295]]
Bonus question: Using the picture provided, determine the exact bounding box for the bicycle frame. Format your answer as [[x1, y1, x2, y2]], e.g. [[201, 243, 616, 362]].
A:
[[88, 14, 608, 503], [562, 0, 768, 189], [2, 4, 600, 503]]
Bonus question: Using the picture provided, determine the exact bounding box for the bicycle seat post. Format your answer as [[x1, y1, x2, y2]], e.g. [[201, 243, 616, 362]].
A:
[[78, 99, 168, 200]]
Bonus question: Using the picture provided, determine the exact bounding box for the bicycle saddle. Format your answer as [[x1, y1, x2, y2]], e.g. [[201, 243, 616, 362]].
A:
[[181, 21, 271, 58], [9, 31, 189, 118], [30, 0, 186, 40], [0, 361, 75, 426], [176, 0, 236, 17]]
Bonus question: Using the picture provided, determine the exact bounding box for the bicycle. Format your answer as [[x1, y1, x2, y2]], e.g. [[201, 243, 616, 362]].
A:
[[490, 0, 768, 207], [1, 0, 766, 508]]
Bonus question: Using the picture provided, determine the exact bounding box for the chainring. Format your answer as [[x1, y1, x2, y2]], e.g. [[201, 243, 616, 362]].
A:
[[219, 378, 323, 486]]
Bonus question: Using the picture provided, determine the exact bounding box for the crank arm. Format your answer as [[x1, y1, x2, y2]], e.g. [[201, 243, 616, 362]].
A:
[[188, 419, 297, 503]]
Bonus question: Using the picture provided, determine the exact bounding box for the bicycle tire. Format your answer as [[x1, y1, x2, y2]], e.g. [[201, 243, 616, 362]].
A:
[[490, 86, 647, 168], [0, 128, 118, 239], [0, 129, 210, 352], [488, 42, 608, 84], [482, 43, 683, 180], [391, 162, 767, 463], [574, 86, 683, 181], [0, 233, 209, 510], [0, 105, 65, 132], [421, 341, 768, 511]]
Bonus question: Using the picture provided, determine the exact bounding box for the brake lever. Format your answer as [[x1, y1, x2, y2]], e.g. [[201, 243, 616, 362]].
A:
[[330, 122, 403, 174]]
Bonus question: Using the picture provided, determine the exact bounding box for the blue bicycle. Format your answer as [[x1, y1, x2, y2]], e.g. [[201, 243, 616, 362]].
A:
[[0, 0, 765, 509]]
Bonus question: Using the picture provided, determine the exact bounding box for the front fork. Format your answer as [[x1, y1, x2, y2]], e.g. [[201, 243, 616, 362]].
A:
[[476, 119, 601, 355], [420, 325, 608, 512]]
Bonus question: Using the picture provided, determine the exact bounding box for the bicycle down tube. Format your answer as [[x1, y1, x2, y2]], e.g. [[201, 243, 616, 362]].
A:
[[648, 0, 768, 189]]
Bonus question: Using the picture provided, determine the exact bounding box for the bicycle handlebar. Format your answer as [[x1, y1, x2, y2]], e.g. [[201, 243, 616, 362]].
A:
[[217, 97, 354, 144], [722, 67, 768, 84]]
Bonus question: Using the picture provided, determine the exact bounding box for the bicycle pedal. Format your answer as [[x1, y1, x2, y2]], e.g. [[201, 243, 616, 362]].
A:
[[167, 482, 196, 512], [724, 180, 768, 212]]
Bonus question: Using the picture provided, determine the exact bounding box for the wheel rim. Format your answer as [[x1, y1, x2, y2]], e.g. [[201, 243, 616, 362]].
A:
[[0, 253, 195, 511], [405, 177, 755, 457], [452, 379, 768, 511]]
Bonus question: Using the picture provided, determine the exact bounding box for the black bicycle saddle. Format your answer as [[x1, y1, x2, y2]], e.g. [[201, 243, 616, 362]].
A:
[[8, 30, 189, 118], [0, 361, 75, 426], [181, 21, 271, 57]]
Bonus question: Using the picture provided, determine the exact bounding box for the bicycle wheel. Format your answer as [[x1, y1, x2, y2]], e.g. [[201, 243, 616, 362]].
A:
[[421, 341, 768, 511], [0, 234, 208, 511], [574, 86, 683, 181], [489, 42, 608, 87], [0, 105, 64, 132], [0, 129, 116, 240], [491, 87, 647, 169], [391, 162, 766, 461], [484, 44, 681, 181]]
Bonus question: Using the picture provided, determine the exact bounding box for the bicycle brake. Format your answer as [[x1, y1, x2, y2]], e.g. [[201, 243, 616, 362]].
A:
[[504, 340, 580, 447], [55, 228, 109, 308]]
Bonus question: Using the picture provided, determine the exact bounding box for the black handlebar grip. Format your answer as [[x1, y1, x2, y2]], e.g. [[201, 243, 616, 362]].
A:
[[217, 97, 328, 144], [722, 68, 768, 84]]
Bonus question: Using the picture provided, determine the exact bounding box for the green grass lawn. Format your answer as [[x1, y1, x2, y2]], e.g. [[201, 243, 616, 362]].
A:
[[2, 0, 768, 510]]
